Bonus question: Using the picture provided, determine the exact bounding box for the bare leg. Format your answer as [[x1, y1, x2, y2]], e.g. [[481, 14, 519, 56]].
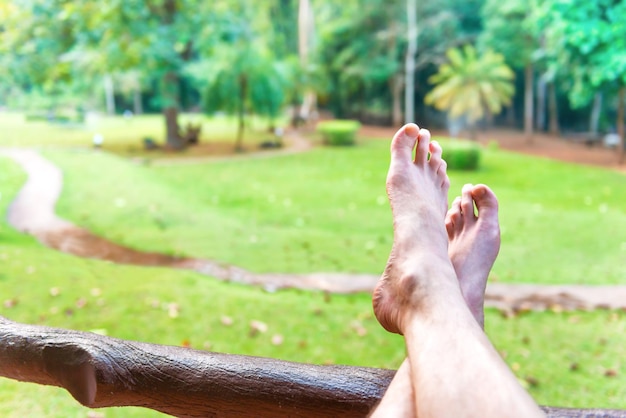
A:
[[372, 124, 543, 418], [371, 183, 502, 417], [446, 183, 501, 328]]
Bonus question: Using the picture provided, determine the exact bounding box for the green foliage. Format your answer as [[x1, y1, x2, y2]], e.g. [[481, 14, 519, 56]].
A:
[[442, 142, 481, 170], [480, 0, 538, 70], [316, 0, 486, 119], [537, 0, 626, 107], [425, 45, 515, 123], [316, 120, 361, 146]]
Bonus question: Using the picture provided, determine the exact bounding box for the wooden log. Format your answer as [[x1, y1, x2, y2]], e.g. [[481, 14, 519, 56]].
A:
[[1, 316, 625, 417]]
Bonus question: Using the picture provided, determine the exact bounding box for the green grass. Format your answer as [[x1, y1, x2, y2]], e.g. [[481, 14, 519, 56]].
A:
[[1, 114, 626, 415], [0, 111, 280, 156], [47, 139, 626, 284]]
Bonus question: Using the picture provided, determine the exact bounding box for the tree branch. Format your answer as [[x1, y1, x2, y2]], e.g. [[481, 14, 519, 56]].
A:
[[1, 316, 624, 417], [0, 316, 390, 417]]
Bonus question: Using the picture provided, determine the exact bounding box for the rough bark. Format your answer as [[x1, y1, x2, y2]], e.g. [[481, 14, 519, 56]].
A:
[[2, 316, 625, 417], [0, 316, 389, 417]]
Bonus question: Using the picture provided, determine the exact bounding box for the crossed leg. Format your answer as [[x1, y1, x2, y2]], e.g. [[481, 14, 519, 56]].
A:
[[371, 182, 502, 418], [371, 124, 543, 417]]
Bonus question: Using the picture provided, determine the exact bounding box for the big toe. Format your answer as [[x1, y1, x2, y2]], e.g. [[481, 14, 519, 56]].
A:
[[471, 184, 499, 220], [390, 123, 419, 162]]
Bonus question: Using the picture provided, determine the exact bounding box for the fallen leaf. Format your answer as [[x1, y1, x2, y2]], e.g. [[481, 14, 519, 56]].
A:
[[249, 320, 268, 337], [3, 298, 17, 308], [168, 303, 180, 318]]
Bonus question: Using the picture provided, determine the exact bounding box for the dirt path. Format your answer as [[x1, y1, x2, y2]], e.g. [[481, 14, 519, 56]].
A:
[[2, 145, 626, 313]]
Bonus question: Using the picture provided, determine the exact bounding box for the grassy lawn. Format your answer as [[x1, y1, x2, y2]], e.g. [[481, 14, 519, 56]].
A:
[[0, 111, 280, 156], [46, 138, 626, 284], [1, 114, 626, 415]]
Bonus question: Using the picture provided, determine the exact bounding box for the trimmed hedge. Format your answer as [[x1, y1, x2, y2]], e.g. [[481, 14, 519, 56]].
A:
[[441, 141, 481, 170], [317, 120, 361, 146]]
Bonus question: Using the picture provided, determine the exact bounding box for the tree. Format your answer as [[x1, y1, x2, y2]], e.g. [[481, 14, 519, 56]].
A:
[[1, 0, 219, 149], [539, 0, 626, 162], [316, 0, 484, 125], [404, 0, 417, 123], [424, 45, 514, 138], [188, 14, 293, 151], [480, 0, 539, 142]]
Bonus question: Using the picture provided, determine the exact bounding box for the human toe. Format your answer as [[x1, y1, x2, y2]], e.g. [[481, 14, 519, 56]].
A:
[[390, 123, 420, 162], [428, 140, 443, 163], [445, 196, 462, 238], [460, 184, 475, 221], [471, 184, 499, 219], [413, 128, 431, 166]]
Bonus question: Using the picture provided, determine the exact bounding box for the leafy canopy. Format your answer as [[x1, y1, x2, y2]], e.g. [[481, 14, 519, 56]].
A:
[[425, 45, 514, 123]]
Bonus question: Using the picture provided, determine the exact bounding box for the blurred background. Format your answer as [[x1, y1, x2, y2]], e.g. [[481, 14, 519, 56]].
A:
[[0, 0, 625, 416]]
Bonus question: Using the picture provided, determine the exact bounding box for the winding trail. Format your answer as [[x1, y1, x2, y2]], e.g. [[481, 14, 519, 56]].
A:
[[2, 147, 626, 313]]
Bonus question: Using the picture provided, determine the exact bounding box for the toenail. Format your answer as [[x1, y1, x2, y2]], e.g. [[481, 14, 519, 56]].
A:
[[404, 124, 419, 137]]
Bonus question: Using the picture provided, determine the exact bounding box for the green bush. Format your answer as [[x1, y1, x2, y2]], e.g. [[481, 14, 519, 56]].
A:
[[441, 141, 481, 170], [317, 120, 361, 146]]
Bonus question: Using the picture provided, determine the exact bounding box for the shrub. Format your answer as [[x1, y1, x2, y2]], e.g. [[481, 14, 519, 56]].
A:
[[441, 141, 481, 170], [317, 120, 361, 146]]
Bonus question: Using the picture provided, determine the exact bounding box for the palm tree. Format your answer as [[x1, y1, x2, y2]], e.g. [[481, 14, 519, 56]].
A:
[[425, 45, 515, 138]]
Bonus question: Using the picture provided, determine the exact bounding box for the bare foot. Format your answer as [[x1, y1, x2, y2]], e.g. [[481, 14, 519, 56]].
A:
[[446, 184, 501, 328], [373, 123, 458, 335]]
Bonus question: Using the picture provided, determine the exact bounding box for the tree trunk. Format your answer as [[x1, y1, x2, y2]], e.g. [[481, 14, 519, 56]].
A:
[[236, 74, 248, 152], [164, 107, 183, 149], [505, 105, 515, 127], [2, 317, 617, 418], [0, 316, 390, 417], [548, 81, 559, 135], [524, 64, 534, 143], [404, 0, 417, 124], [103, 74, 115, 115], [590, 92, 602, 135], [536, 74, 546, 132], [298, 0, 317, 122], [133, 88, 143, 115], [162, 71, 184, 149], [618, 86, 625, 165], [391, 73, 404, 126]]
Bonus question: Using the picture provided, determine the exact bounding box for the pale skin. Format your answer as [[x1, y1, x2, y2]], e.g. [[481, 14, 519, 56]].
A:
[[371, 124, 544, 417]]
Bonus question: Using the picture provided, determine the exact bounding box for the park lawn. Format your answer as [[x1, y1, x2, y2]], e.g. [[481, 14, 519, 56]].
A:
[[2, 157, 626, 415], [46, 137, 626, 285], [1, 121, 626, 415], [0, 111, 279, 156]]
